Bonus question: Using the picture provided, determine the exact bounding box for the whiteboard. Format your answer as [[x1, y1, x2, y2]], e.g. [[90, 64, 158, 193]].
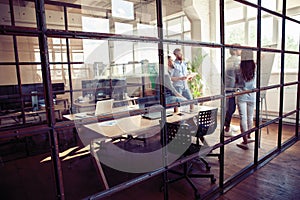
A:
[[260, 44, 277, 88]]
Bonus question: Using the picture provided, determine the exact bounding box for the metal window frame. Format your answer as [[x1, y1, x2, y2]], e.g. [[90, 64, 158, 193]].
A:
[[0, 0, 299, 200]]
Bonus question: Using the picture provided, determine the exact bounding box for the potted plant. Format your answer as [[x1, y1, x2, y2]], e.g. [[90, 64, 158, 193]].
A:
[[187, 49, 207, 98]]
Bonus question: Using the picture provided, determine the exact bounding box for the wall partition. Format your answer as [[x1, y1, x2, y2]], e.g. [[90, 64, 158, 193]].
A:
[[0, 0, 299, 200]]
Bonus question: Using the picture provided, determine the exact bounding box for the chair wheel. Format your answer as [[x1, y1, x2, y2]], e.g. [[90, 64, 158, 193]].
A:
[[211, 177, 216, 184]]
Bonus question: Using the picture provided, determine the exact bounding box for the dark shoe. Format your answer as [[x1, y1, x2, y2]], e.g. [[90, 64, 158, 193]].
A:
[[237, 143, 249, 150]]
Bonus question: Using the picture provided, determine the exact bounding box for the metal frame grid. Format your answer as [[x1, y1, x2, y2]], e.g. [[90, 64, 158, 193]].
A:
[[0, 0, 299, 199]]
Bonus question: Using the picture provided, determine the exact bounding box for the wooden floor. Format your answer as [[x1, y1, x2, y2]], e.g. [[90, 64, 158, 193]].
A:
[[218, 140, 300, 200], [0, 118, 298, 200]]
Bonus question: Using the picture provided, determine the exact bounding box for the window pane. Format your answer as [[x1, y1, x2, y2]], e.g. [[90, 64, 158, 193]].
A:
[[0, 35, 15, 62], [48, 38, 67, 63], [0, 0, 11, 25], [284, 53, 299, 82], [287, 1, 300, 19], [225, 22, 245, 45], [45, 4, 65, 30], [258, 122, 278, 159], [248, 19, 257, 47], [0, 65, 17, 85], [285, 19, 300, 52], [261, 52, 281, 87], [225, 1, 245, 22], [63, 0, 157, 37], [13, 1, 37, 28], [17, 36, 40, 63], [163, 0, 220, 43], [20, 65, 42, 84], [261, 0, 278, 12]]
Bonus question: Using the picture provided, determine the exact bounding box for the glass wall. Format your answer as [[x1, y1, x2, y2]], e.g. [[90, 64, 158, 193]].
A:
[[0, 0, 299, 199]]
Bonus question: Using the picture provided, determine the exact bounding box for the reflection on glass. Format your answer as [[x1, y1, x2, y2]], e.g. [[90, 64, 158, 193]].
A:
[[285, 19, 300, 52], [283, 84, 297, 115], [163, 0, 219, 43], [13, 1, 37, 28], [286, 2, 300, 19], [112, 0, 134, 20], [82, 17, 109, 33], [262, 0, 282, 13], [20, 65, 42, 84], [48, 38, 67, 63], [225, 1, 244, 22], [282, 119, 296, 143], [0, 66, 18, 85], [0, 36, 15, 62], [0, 1, 11, 25], [284, 53, 299, 83], [45, 4, 64, 30], [225, 1, 258, 47], [258, 124, 278, 159], [65, 0, 157, 37], [17, 36, 40, 63], [260, 52, 279, 87], [226, 22, 245, 45]]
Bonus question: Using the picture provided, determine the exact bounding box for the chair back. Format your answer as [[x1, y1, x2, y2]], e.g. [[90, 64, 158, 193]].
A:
[[196, 108, 218, 137], [160, 122, 194, 155]]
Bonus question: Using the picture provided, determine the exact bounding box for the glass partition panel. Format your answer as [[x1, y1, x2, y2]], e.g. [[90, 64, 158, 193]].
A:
[[48, 38, 68, 63], [0, 0, 11, 26], [62, 0, 157, 38], [282, 119, 297, 144], [0, 65, 20, 129], [262, 0, 282, 13], [162, 0, 220, 43], [13, 0, 37, 28], [287, 0, 300, 19], [261, 12, 282, 50], [262, 87, 280, 123], [225, 0, 257, 47], [282, 84, 298, 142], [284, 53, 299, 83], [285, 19, 300, 52], [45, 4, 65, 30], [258, 122, 279, 159], [17, 36, 40, 63], [0, 130, 56, 198], [0, 35, 15, 62]]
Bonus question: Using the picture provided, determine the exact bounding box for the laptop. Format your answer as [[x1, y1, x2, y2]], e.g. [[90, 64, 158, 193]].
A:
[[95, 99, 114, 116], [142, 111, 173, 120]]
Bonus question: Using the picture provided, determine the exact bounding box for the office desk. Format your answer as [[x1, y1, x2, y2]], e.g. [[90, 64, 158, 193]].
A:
[[63, 105, 139, 121], [78, 106, 216, 146], [73, 97, 138, 113], [0, 108, 61, 127]]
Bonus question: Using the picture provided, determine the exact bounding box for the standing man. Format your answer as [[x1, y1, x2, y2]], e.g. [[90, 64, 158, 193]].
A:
[[224, 44, 241, 137], [169, 48, 193, 100]]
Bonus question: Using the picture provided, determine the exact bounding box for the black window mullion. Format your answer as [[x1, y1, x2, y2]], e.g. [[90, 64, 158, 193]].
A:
[[254, 0, 262, 165], [219, 0, 225, 193], [277, 0, 287, 149]]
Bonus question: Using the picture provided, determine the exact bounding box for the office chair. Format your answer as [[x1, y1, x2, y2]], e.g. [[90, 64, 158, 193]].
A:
[[194, 108, 219, 171], [162, 122, 216, 199]]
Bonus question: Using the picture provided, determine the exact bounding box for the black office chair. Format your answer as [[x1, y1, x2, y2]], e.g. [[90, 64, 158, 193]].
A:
[[194, 108, 219, 171], [162, 121, 216, 199]]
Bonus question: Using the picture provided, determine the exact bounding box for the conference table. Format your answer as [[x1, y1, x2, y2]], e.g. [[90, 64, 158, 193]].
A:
[[73, 105, 217, 146]]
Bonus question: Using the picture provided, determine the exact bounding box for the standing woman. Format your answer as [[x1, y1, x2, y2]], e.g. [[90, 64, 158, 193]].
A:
[[236, 50, 256, 150]]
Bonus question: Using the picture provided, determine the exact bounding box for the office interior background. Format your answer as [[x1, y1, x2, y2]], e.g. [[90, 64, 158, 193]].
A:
[[0, 0, 299, 200]]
